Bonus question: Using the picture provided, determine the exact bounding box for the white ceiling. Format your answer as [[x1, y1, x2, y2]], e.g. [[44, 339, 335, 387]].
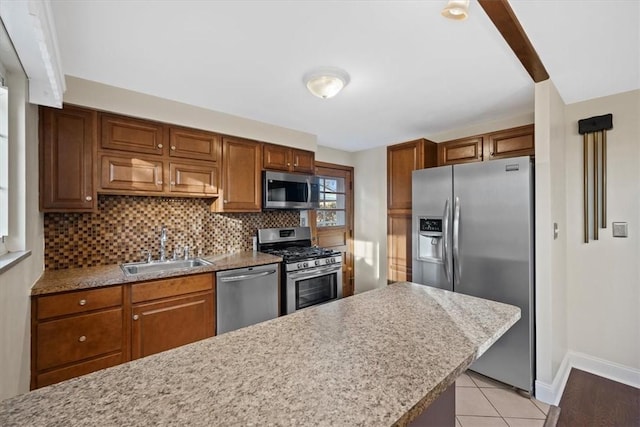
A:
[[50, 1, 639, 152]]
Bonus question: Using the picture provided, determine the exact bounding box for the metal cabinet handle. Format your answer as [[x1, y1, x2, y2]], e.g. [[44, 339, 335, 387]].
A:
[[223, 200, 228, 203], [156, 181, 163, 185], [78, 336, 86, 342], [78, 299, 87, 306], [133, 315, 139, 321], [85, 196, 92, 202], [287, 162, 291, 166], [171, 181, 176, 186], [157, 144, 163, 149], [171, 146, 176, 150]]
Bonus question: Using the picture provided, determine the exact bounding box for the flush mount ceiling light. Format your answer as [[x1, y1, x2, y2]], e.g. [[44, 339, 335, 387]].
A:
[[441, 0, 470, 20], [304, 67, 350, 99]]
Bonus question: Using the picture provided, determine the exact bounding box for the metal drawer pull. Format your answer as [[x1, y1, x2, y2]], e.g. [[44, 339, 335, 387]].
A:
[[78, 336, 86, 342], [157, 144, 163, 148], [133, 315, 139, 321], [78, 299, 87, 306], [85, 196, 92, 201]]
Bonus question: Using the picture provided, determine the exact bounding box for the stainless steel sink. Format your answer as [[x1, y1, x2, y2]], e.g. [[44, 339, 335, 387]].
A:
[[121, 258, 213, 276]]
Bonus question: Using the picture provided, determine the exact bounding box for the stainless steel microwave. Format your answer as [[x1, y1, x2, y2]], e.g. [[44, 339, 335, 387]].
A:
[[263, 171, 320, 210]]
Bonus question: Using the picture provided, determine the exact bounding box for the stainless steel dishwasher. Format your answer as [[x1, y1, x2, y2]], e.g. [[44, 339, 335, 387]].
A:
[[216, 263, 279, 334]]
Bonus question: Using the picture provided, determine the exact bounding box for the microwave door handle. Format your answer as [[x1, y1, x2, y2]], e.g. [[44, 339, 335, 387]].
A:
[[306, 180, 311, 203]]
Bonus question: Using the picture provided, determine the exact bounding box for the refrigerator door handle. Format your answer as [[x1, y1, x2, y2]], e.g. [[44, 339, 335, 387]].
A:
[[442, 199, 451, 285], [453, 196, 461, 287]]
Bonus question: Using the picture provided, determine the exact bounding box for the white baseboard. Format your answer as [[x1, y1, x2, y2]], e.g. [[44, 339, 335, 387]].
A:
[[535, 351, 640, 405]]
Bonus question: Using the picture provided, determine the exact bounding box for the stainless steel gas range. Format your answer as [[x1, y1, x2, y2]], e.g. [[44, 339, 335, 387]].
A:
[[257, 227, 342, 315]]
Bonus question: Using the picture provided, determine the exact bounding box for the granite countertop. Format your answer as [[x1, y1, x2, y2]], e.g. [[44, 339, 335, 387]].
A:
[[1, 282, 520, 426], [31, 251, 283, 295]]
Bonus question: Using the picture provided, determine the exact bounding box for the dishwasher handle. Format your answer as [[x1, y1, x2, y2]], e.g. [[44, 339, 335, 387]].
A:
[[218, 269, 277, 283]]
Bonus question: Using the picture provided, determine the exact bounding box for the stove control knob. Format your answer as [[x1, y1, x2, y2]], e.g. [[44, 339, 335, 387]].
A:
[[331, 257, 336, 263], [303, 262, 309, 268], [315, 260, 320, 266], [297, 263, 302, 269]]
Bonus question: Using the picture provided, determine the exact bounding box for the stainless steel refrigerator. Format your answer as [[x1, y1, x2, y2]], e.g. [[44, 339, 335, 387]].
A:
[[412, 156, 534, 394]]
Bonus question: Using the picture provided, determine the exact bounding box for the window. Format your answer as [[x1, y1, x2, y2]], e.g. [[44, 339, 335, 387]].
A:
[[316, 176, 346, 228]]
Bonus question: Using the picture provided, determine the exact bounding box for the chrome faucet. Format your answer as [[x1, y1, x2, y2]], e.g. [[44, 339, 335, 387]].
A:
[[159, 226, 168, 262]]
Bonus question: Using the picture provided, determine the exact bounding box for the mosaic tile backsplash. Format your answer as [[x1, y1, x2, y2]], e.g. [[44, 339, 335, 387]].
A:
[[44, 196, 300, 270]]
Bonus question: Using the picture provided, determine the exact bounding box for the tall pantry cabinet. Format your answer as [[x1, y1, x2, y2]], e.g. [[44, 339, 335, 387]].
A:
[[386, 139, 437, 283]]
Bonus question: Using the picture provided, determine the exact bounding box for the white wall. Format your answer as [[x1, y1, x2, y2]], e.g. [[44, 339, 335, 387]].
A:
[[0, 72, 44, 400], [315, 145, 354, 166], [533, 80, 568, 398], [64, 76, 317, 152], [565, 90, 640, 370], [352, 146, 387, 293]]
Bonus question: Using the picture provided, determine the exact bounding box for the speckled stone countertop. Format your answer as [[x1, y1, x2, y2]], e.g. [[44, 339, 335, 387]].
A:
[[31, 251, 282, 295], [1, 282, 519, 426]]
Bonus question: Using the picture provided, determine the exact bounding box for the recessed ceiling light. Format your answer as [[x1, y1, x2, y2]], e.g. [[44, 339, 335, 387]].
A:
[[441, 0, 470, 20], [303, 67, 350, 99]]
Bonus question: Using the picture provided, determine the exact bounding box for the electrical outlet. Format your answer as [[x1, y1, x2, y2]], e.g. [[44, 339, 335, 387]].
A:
[[612, 222, 628, 238]]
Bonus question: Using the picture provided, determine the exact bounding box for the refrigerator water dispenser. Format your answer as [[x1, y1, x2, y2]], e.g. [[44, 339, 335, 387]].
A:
[[417, 217, 443, 263]]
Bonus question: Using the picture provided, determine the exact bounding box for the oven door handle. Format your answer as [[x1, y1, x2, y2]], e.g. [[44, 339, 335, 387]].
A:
[[218, 269, 277, 282], [288, 265, 341, 279]]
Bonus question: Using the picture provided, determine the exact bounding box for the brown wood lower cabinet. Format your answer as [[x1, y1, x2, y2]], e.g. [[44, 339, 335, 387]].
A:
[[31, 286, 126, 389], [387, 212, 413, 283], [31, 273, 216, 389], [130, 273, 215, 361], [131, 291, 214, 359]]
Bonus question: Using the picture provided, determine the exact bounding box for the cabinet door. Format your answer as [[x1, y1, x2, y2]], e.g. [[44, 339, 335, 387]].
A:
[[100, 113, 164, 155], [40, 106, 96, 212], [484, 124, 534, 160], [100, 154, 164, 193], [131, 291, 214, 359], [169, 127, 221, 162], [387, 140, 424, 210], [291, 149, 315, 174], [168, 161, 219, 195], [438, 137, 483, 166], [215, 137, 261, 212], [387, 212, 412, 283], [263, 143, 291, 171]]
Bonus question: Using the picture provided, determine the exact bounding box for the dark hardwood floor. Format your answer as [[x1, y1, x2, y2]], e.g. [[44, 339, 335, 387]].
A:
[[558, 368, 640, 426]]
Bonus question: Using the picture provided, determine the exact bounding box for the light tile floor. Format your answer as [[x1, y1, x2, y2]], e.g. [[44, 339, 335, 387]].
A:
[[456, 371, 550, 427]]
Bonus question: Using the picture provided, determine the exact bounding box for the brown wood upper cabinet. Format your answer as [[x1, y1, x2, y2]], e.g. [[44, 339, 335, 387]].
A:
[[100, 113, 165, 155], [438, 136, 483, 166], [169, 127, 221, 162], [438, 124, 534, 166], [213, 137, 262, 212], [168, 160, 219, 196], [263, 143, 315, 174], [387, 139, 437, 211], [40, 105, 97, 212]]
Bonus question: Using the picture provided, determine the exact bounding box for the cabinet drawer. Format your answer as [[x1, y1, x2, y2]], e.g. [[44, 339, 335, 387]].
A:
[[131, 273, 214, 303], [37, 286, 122, 320], [36, 353, 124, 389], [37, 308, 123, 371]]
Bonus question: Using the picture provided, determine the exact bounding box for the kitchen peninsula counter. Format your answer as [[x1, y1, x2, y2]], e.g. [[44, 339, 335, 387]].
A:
[[31, 251, 282, 295], [2, 282, 520, 426]]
